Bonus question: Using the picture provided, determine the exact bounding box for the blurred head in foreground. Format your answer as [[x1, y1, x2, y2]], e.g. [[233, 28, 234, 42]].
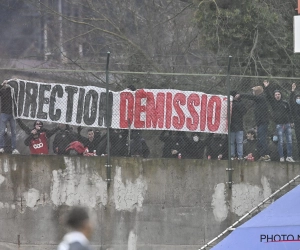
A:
[[57, 206, 93, 250], [66, 206, 93, 240]]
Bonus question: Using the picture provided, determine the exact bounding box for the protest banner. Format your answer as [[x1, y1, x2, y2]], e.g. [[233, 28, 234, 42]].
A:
[[8, 79, 228, 133]]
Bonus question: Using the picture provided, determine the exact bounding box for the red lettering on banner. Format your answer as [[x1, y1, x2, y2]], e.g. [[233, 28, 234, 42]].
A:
[[119, 92, 134, 128], [134, 89, 147, 128], [200, 94, 207, 131], [207, 96, 221, 132], [165, 92, 172, 129], [186, 94, 200, 131], [119, 90, 226, 133], [172, 93, 186, 129], [146, 92, 165, 128]]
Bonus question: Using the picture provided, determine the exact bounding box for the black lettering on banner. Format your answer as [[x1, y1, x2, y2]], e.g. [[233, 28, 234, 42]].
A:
[[8, 80, 18, 92], [83, 90, 98, 125], [287, 235, 294, 241], [8, 80, 18, 101], [98, 92, 113, 127], [298, 235, 300, 240], [37, 84, 51, 119], [76, 88, 85, 124], [23, 82, 38, 118], [49, 85, 63, 121], [65, 86, 78, 123], [17, 81, 26, 116], [8, 80, 19, 116]]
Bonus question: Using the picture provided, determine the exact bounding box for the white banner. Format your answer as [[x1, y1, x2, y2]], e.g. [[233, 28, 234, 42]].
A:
[[294, 16, 300, 53], [7, 79, 229, 133]]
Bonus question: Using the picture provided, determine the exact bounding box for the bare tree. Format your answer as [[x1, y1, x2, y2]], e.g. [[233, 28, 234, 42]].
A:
[[24, 0, 211, 89]]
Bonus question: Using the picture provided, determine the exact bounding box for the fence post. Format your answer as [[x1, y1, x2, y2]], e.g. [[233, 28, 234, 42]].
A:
[[105, 51, 112, 188], [226, 55, 233, 189]]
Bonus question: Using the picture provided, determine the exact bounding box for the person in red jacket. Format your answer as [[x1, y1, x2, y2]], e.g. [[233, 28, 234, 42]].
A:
[[18, 119, 59, 155]]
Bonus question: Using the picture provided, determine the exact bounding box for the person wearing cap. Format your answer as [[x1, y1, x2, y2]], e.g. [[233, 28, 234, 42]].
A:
[[57, 206, 93, 250], [236, 86, 271, 161], [18, 119, 59, 155], [290, 83, 300, 159], [0, 80, 20, 154], [263, 80, 295, 162], [230, 90, 247, 160]]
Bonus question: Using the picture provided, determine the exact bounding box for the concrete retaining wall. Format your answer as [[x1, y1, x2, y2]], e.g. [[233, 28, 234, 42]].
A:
[[0, 155, 299, 249]]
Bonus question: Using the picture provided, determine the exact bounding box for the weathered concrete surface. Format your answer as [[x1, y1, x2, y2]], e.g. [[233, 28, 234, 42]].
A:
[[0, 155, 299, 249]]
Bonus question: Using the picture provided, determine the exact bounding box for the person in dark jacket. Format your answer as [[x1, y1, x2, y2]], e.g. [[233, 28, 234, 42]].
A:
[[77, 128, 101, 154], [18, 119, 59, 155], [186, 132, 206, 159], [263, 80, 295, 162], [53, 124, 77, 155], [230, 91, 247, 160], [237, 86, 270, 161], [130, 130, 150, 158], [0, 80, 19, 154], [243, 129, 259, 161], [290, 83, 300, 159], [159, 131, 173, 158], [206, 133, 228, 160], [110, 129, 128, 156], [268, 134, 287, 161], [96, 129, 128, 156], [159, 131, 187, 158]]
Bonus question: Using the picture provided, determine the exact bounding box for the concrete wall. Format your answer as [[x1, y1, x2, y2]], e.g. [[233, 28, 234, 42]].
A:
[[0, 155, 299, 250]]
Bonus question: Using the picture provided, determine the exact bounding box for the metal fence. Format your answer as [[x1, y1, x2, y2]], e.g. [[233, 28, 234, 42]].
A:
[[1, 69, 300, 162]]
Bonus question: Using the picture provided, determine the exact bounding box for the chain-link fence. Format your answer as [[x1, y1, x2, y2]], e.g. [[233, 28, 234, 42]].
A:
[[0, 71, 300, 161]]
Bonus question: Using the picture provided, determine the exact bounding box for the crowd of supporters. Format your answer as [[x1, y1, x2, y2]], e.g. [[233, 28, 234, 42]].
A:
[[1, 80, 300, 162]]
